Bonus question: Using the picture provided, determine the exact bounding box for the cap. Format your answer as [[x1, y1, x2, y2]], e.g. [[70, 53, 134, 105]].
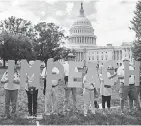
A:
[[29, 60, 35, 66], [67, 53, 75, 57], [122, 57, 129, 62]]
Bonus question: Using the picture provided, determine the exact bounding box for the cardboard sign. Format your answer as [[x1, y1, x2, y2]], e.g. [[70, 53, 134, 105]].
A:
[[87, 62, 101, 88], [8, 60, 15, 89], [46, 58, 64, 89], [20, 60, 40, 89], [102, 60, 118, 86], [124, 61, 140, 86], [68, 61, 83, 88], [6, 59, 141, 89]]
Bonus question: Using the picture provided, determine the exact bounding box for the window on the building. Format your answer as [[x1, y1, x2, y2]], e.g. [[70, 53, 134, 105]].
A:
[[101, 56, 103, 60], [97, 56, 99, 60], [105, 55, 108, 60], [92, 56, 94, 60], [89, 57, 91, 60]]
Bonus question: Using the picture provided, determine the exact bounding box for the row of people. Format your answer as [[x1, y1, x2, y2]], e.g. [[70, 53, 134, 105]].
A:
[[0, 56, 141, 119]]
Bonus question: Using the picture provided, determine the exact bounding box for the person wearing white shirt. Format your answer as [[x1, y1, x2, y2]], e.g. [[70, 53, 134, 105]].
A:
[[63, 53, 78, 114], [117, 57, 140, 114], [1, 64, 20, 119], [25, 60, 38, 118], [100, 68, 117, 115], [83, 68, 96, 116], [41, 59, 60, 115]]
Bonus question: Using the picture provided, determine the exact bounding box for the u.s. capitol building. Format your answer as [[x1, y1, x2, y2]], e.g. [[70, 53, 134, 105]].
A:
[[66, 2, 133, 67]]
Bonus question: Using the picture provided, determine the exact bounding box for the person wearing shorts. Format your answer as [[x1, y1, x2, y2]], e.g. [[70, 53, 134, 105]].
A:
[[117, 57, 140, 114], [100, 68, 117, 115]]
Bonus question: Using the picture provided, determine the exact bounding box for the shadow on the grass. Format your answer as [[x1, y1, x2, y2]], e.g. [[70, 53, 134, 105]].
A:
[[38, 109, 141, 125], [0, 109, 141, 125]]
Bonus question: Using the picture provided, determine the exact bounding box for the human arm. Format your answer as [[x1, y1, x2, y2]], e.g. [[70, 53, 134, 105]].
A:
[[1, 71, 8, 83], [116, 67, 124, 80], [41, 67, 47, 80], [13, 73, 20, 84], [108, 72, 117, 79]]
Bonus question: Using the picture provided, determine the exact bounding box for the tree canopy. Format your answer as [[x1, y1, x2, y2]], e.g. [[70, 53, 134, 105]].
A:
[[0, 16, 71, 67], [130, 1, 141, 61]]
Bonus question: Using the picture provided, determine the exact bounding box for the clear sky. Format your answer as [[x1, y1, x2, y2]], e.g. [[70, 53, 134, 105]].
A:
[[0, 0, 138, 46]]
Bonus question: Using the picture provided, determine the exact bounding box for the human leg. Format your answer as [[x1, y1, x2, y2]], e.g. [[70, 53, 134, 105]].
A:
[[130, 85, 140, 110], [33, 89, 38, 117], [63, 87, 71, 112], [107, 95, 111, 114], [83, 89, 89, 116], [89, 91, 95, 114], [72, 88, 77, 110], [119, 86, 129, 113], [26, 90, 33, 116], [51, 87, 58, 114], [102, 95, 106, 114], [4, 89, 11, 118], [10, 89, 18, 116]]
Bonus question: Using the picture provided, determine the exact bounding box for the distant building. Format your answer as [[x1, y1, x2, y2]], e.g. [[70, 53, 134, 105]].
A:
[[66, 2, 133, 67]]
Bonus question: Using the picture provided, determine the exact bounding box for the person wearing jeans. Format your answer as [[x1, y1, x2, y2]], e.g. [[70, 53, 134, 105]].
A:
[[26, 89, 38, 117], [25, 60, 38, 118], [1, 65, 20, 119]]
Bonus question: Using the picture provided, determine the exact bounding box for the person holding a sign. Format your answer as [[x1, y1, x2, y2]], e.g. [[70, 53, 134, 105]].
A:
[[83, 67, 96, 116], [117, 57, 140, 114], [63, 53, 78, 114], [25, 60, 38, 118], [100, 67, 117, 115], [41, 60, 60, 115], [1, 64, 20, 119]]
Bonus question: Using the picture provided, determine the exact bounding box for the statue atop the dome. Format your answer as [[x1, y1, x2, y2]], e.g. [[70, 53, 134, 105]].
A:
[[80, 2, 84, 16], [81, 2, 83, 9]]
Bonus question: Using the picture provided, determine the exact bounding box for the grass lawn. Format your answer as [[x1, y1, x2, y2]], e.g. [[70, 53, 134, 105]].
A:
[[0, 68, 141, 125]]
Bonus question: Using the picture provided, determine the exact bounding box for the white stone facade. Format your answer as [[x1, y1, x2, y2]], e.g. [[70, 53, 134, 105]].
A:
[[67, 3, 133, 67]]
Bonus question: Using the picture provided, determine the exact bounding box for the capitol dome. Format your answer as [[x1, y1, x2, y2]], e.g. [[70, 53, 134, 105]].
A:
[[68, 2, 96, 49]]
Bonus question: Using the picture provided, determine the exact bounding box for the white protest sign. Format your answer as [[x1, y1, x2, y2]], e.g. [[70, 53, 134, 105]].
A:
[[8, 60, 15, 89], [124, 61, 140, 86], [68, 61, 83, 88]]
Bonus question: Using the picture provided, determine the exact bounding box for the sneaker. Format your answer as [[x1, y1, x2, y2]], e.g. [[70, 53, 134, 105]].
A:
[[27, 114, 33, 119], [33, 114, 37, 118], [121, 111, 124, 115], [128, 109, 132, 113], [45, 113, 51, 116], [103, 112, 106, 115], [92, 110, 96, 115], [84, 114, 87, 117], [102, 110, 106, 115]]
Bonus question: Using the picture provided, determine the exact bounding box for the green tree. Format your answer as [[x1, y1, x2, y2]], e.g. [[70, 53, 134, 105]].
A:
[[130, 1, 141, 61], [34, 22, 69, 64], [0, 16, 35, 67], [0, 31, 34, 66]]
